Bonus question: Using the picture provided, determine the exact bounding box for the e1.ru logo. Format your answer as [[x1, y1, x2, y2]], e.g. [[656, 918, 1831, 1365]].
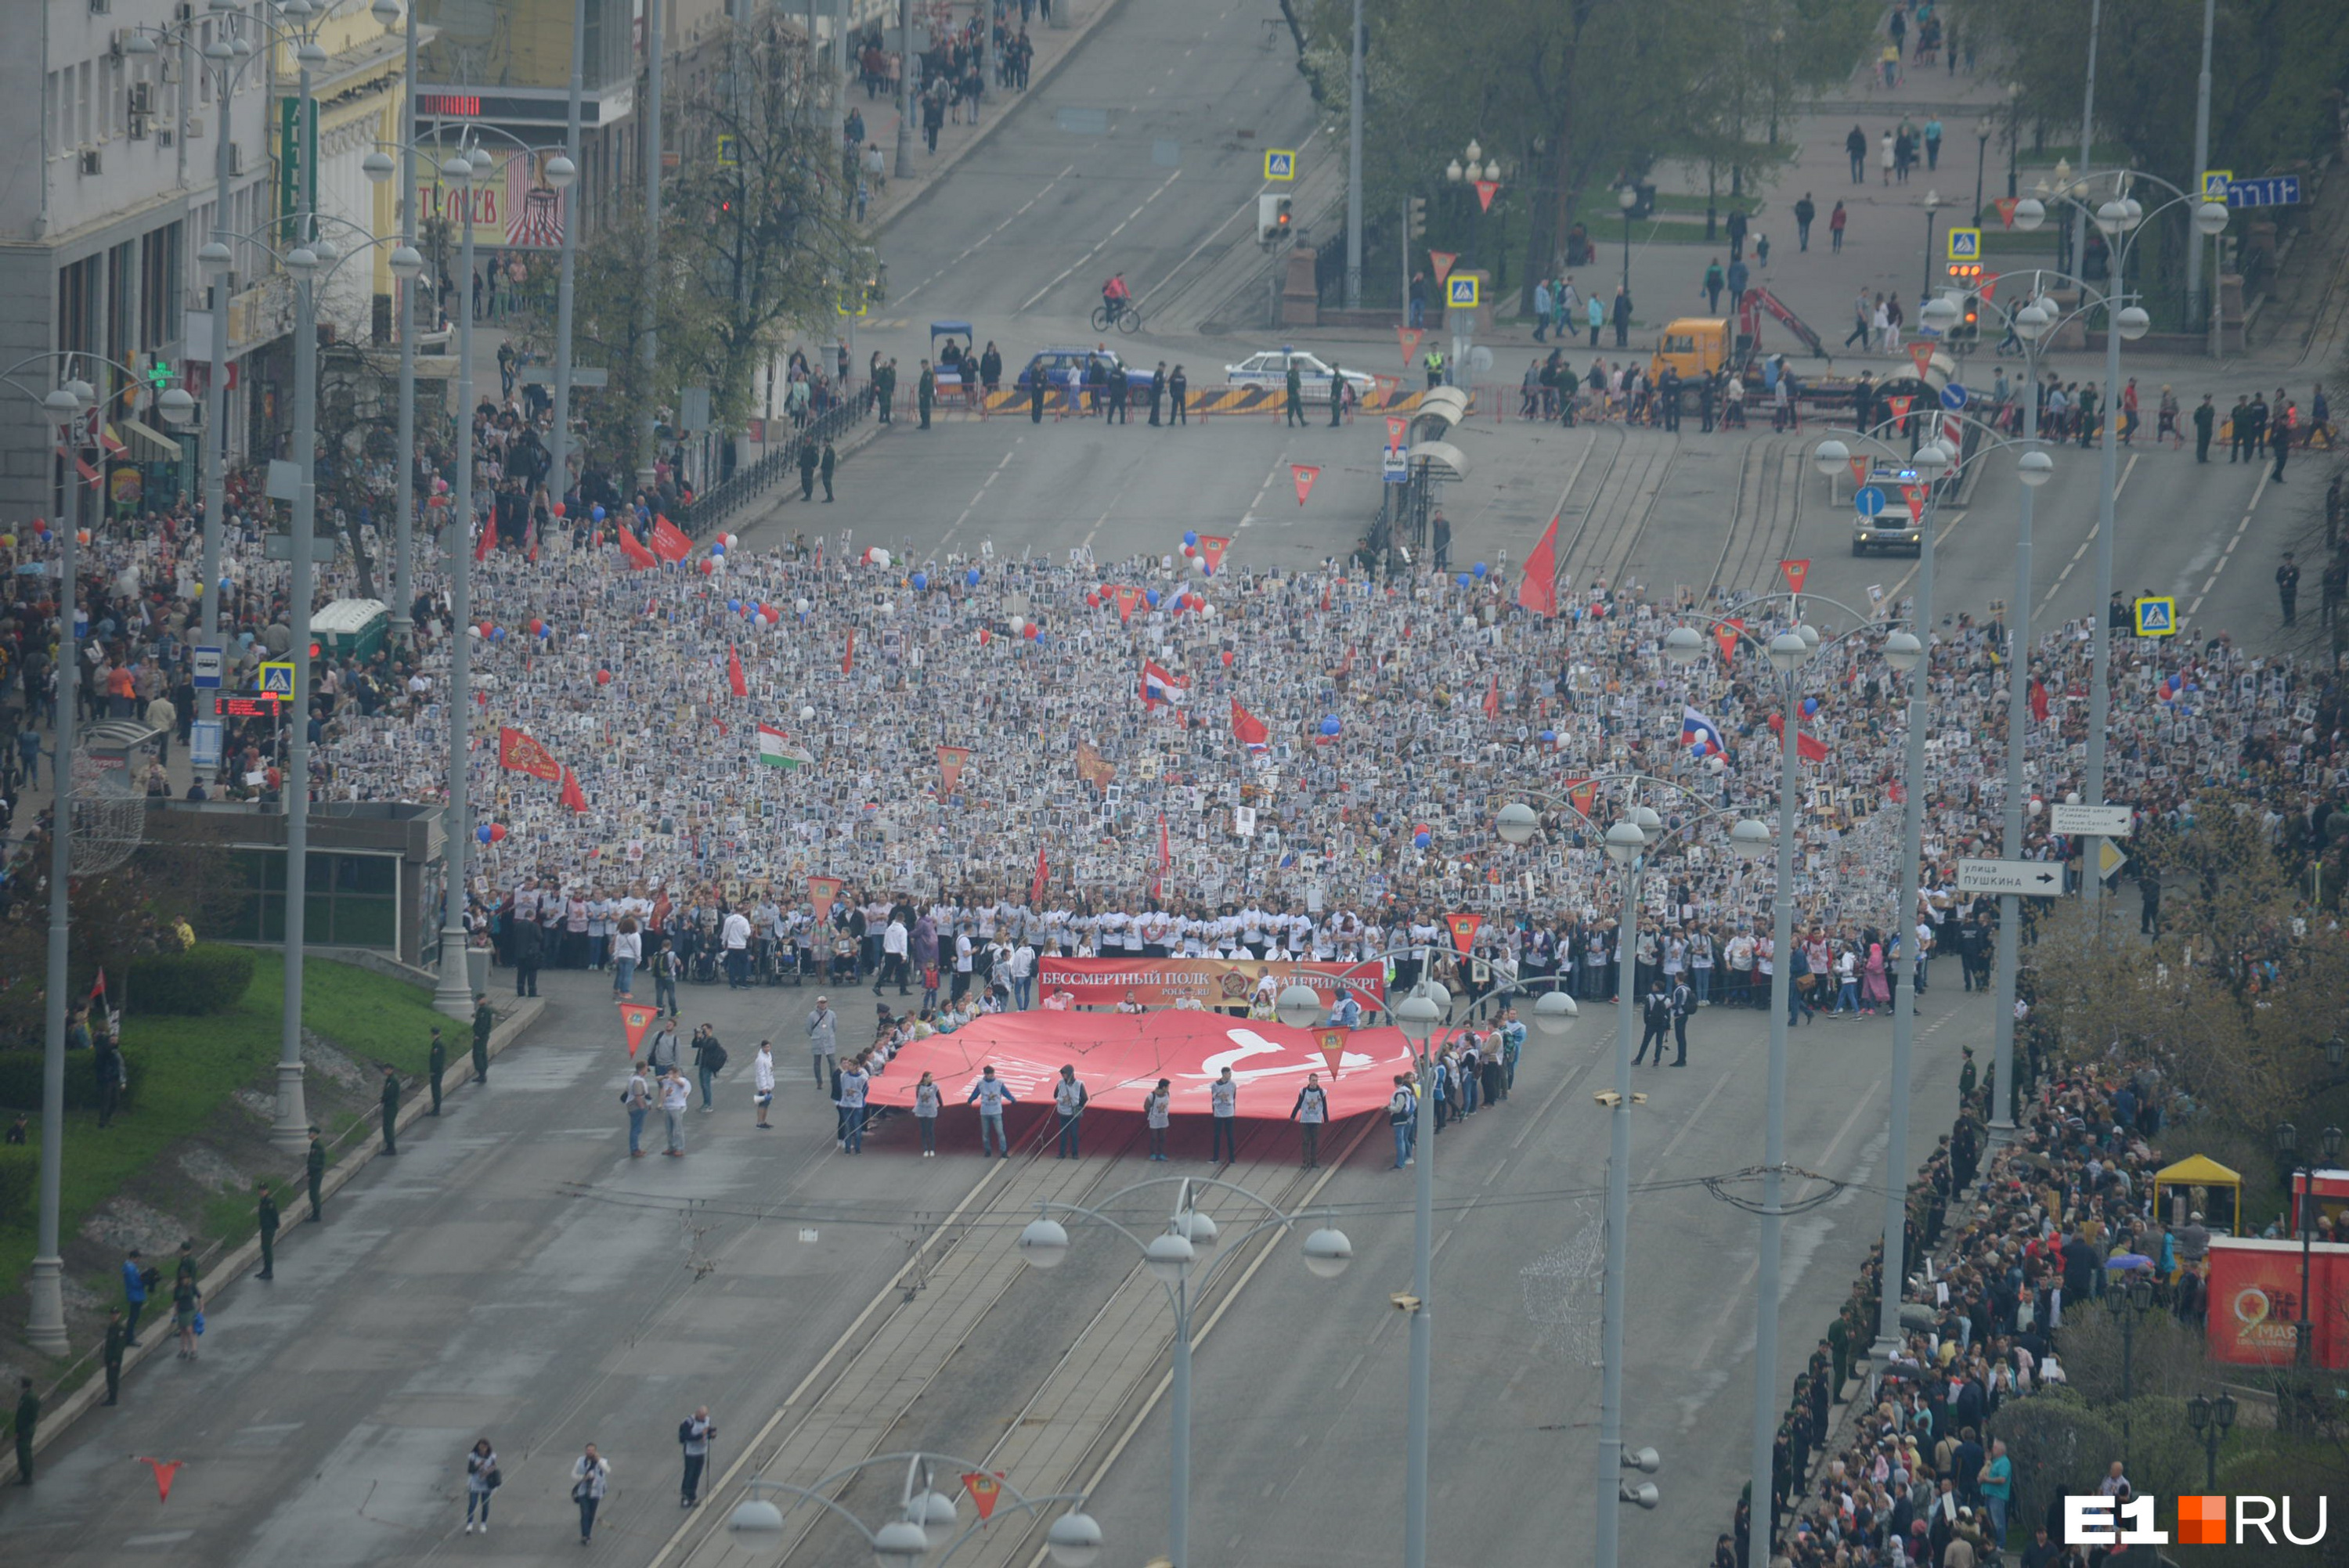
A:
[[2068, 1494, 2330, 1548]]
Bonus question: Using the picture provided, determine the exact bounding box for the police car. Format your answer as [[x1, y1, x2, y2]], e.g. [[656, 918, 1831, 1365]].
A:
[[1852, 464, 1926, 557], [1221, 348, 1375, 399]]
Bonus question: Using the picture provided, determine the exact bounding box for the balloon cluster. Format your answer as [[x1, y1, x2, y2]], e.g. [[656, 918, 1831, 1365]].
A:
[[475, 823, 509, 844], [1177, 529, 1214, 576]]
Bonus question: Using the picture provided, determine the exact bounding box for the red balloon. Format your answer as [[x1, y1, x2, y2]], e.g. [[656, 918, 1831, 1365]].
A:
[[1085, 590, 1102, 608], [528, 618, 545, 636], [551, 502, 565, 517], [488, 823, 508, 842], [1023, 623, 1039, 640], [1220, 649, 1234, 667], [698, 558, 714, 575], [595, 669, 612, 686]]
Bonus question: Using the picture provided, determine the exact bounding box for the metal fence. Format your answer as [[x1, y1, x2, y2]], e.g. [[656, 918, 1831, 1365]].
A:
[[677, 384, 878, 536]]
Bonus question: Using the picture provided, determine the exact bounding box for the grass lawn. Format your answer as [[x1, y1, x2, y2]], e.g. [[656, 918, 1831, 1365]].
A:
[[0, 954, 444, 1313]]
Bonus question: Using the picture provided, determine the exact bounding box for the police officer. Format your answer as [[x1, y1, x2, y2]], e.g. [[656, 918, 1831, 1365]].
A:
[[380, 1067, 401, 1155], [2192, 393, 2215, 462], [1029, 363, 1047, 424], [820, 440, 836, 502], [1105, 364, 1128, 424], [1149, 362, 1167, 426], [255, 1183, 280, 1280], [1168, 364, 1189, 424], [2278, 552, 2301, 625], [1328, 362, 1346, 427], [305, 1126, 327, 1220], [1658, 366, 1682, 431], [1633, 978, 1672, 1065], [797, 438, 819, 499], [428, 1026, 447, 1116], [1423, 346, 1445, 389], [1285, 359, 1308, 427], [1669, 974, 1695, 1065], [472, 993, 494, 1083], [916, 359, 936, 429]]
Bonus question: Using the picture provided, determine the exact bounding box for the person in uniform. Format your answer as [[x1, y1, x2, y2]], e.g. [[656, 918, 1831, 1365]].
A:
[[428, 1026, 447, 1116], [255, 1183, 280, 1279], [379, 1067, 401, 1155], [472, 993, 494, 1083], [1285, 359, 1308, 427]]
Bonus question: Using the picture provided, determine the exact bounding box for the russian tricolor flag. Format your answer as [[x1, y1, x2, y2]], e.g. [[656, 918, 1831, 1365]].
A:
[[1140, 659, 1185, 708], [1682, 705, 1730, 759]]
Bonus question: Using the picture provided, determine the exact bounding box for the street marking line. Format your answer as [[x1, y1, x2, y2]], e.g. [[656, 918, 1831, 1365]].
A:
[[1138, 124, 1323, 308], [2184, 470, 2272, 624], [1236, 451, 1290, 529], [1016, 169, 1184, 311], [2029, 452, 2138, 622]]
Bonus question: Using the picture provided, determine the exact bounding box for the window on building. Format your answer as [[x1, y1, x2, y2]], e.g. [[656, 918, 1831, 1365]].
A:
[[222, 850, 400, 948], [78, 61, 93, 146], [141, 222, 182, 352]]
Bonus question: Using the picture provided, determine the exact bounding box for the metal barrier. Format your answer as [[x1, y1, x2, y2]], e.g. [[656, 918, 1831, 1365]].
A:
[[678, 386, 877, 535]]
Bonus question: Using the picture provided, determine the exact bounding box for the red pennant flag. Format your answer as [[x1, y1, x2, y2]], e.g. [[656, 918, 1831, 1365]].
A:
[[977, 626, 993, 647], [1112, 585, 1140, 624], [138, 1458, 186, 1503], [1907, 341, 1936, 380], [1444, 911, 1484, 954], [1293, 464, 1321, 506], [842, 629, 855, 675], [962, 1472, 1005, 1523], [808, 875, 843, 922], [1318, 1027, 1347, 1077], [90, 968, 108, 1003], [1900, 484, 1927, 524], [1563, 777, 1599, 822], [727, 647, 748, 698], [1779, 559, 1811, 595], [617, 1000, 660, 1056], [936, 744, 972, 795], [616, 527, 658, 570], [1473, 179, 1499, 213], [1482, 673, 1501, 719], [1396, 326, 1426, 368], [1230, 697, 1270, 745], [649, 514, 694, 563], [559, 766, 587, 812], [1429, 251, 1459, 287], [1386, 415, 1409, 445], [1848, 456, 1869, 488], [474, 517, 496, 562], [1196, 534, 1232, 572], [1766, 712, 1831, 763], [1977, 270, 2001, 303], [1993, 196, 2019, 229], [1715, 617, 1746, 663], [2030, 679, 2050, 723], [1885, 394, 1914, 422], [1030, 845, 1048, 907], [497, 726, 564, 782], [1516, 514, 1560, 617]]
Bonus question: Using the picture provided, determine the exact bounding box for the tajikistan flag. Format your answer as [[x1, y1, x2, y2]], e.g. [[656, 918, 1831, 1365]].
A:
[[757, 723, 813, 770]]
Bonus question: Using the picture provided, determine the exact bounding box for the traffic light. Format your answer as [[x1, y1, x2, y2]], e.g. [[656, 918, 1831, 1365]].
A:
[[1405, 195, 1427, 243], [1944, 264, 1983, 340], [1257, 193, 1293, 247]]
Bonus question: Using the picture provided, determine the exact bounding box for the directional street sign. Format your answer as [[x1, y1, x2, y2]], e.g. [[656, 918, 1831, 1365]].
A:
[[1939, 383, 1968, 411], [2200, 169, 2233, 201], [1446, 275, 1479, 308], [1264, 149, 1296, 181], [1381, 445, 1408, 484], [258, 660, 296, 698], [2222, 175, 2300, 207], [2133, 596, 2177, 637], [2050, 803, 2134, 837], [1946, 227, 1982, 261], [1853, 485, 1887, 517], [191, 644, 224, 690], [1958, 858, 2065, 897]]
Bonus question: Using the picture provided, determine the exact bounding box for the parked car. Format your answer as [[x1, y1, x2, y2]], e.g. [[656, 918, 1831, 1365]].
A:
[[1221, 348, 1374, 399], [1013, 347, 1156, 394]]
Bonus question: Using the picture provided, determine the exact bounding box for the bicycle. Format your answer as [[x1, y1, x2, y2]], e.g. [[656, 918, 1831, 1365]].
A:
[[1090, 298, 1142, 334]]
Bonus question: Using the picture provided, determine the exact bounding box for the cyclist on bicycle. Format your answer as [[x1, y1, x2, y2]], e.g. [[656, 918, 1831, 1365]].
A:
[[1102, 272, 1131, 317]]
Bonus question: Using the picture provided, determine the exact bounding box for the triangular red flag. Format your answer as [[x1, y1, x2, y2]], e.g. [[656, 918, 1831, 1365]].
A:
[[1473, 179, 1499, 213], [1515, 514, 1560, 617], [1482, 672, 1500, 719], [1293, 464, 1321, 506], [1885, 394, 1914, 421], [1564, 777, 1598, 821], [559, 766, 587, 812], [1900, 484, 1927, 524], [1907, 342, 1936, 380], [1444, 910, 1484, 954], [1386, 415, 1409, 445], [808, 875, 843, 923], [649, 514, 694, 563], [1714, 617, 1745, 663], [474, 517, 496, 562], [936, 744, 972, 795], [617, 1000, 660, 1056], [977, 626, 993, 647], [1428, 251, 1458, 287], [1395, 326, 1426, 368], [1230, 697, 1269, 745], [727, 647, 748, 697], [962, 1472, 1005, 1522], [1993, 196, 2019, 229], [138, 1457, 185, 1503], [616, 527, 658, 570], [1849, 456, 1869, 488], [1778, 559, 1811, 595], [1196, 534, 1232, 572], [842, 628, 855, 675], [1112, 585, 1140, 624], [1318, 1027, 1347, 1077], [1977, 270, 2001, 303]]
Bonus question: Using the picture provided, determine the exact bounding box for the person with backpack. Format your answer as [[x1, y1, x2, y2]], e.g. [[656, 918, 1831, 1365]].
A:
[[677, 1408, 715, 1507], [622, 1063, 654, 1155], [691, 1026, 727, 1112], [652, 938, 683, 1016]]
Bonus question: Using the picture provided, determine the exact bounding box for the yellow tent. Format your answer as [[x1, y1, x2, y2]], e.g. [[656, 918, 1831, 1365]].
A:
[[2154, 1154, 2243, 1237]]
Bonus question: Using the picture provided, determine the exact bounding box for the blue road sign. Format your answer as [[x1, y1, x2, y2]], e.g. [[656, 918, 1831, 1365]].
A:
[[2223, 175, 2300, 207], [2133, 596, 2177, 636], [1382, 446, 1409, 484], [191, 644, 224, 690], [1853, 485, 1888, 517], [1939, 384, 1968, 411]]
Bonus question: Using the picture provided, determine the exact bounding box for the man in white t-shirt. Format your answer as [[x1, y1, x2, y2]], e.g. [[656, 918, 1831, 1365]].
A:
[[721, 906, 752, 989]]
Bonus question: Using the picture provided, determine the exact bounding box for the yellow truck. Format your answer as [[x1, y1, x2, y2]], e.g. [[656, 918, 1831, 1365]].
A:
[[1648, 318, 1735, 385]]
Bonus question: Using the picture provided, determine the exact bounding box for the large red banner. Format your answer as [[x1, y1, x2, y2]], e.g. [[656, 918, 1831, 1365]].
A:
[[1037, 957, 1384, 1011], [2203, 1236, 2347, 1369], [864, 1010, 1415, 1120]]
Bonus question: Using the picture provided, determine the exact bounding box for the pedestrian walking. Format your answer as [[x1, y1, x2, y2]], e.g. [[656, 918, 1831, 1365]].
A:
[[653, 939, 682, 1015], [913, 1070, 942, 1155], [1846, 124, 1867, 182], [1702, 258, 1725, 314], [379, 1065, 400, 1155], [13, 1377, 35, 1484], [427, 1026, 446, 1116], [570, 1445, 611, 1542], [806, 996, 839, 1085], [1052, 1063, 1088, 1158], [752, 1040, 775, 1127], [838, 1054, 870, 1152], [691, 1024, 727, 1111], [121, 1248, 150, 1342], [464, 1438, 500, 1533], [969, 1063, 1017, 1157], [471, 993, 493, 1083], [1726, 205, 1748, 262], [1290, 1072, 1328, 1167], [1144, 1078, 1171, 1160], [1209, 1065, 1239, 1162], [305, 1128, 326, 1220], [101, 1308, 125, 1404], [1587, 293, 1604, 348], [677, 1408, 715, 1506], [661, 1067, 691, 1155], [255, 1184, 280, 1280], [1793, 193, 1815, 251], [820, 440, 836, 502], [2277, 553, 2300, 625], [623, 1062, 653, 1155], [1829, 200, 1846, 254]]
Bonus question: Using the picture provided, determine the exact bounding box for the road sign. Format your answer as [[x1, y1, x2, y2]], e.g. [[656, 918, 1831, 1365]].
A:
[[1445, 275, 1479, 308], [1853, 485, 1887, 517], [1381, 445, 1408, 484], [258, 660, 296, 698], [2098, 838, 2127, 882], [1939, 383, 1968, 411], [2201, 169, 2233, 201], [1946, 227, 1982, 261], [2050, 803, 2134, 837], [2222, 175, 2300, 207], [191, 644, 224, 690], [1957, 858, 2065, 897], [715, 133, 739, 167], [2132, 596, 2177, 636], [1264, 149, 1296, 181], [189, 719, 224, 770]]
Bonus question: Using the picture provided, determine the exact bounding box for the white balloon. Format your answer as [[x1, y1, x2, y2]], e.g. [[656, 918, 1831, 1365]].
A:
[[795, 598, 810, 614], [881, 600, 897, 614], [799, 705, 816, 722], [871, 546, 892, 568]]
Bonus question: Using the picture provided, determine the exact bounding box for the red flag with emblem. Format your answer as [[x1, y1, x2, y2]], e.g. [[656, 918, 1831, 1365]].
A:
[[1517, 514, 1561, 617], [649, 514, 694, 563], [1293, 464, 1321, 506], [1318, 1028, 1347, 1076], [1196, 534, 1232, 572], [617, 1000, 660, 1057], [1112, 586, 1140, 624], [1994, 196, 2019, 229], [1396, 326, 1425, 367], [474, 516, 496, 562], [1474, 179, 1499, 212], [1849, 456, 1869, 488], [1564, 777, 1598, 821], [808, 875, 843, 923], [1900, 484, 1927, 524], [1230, 697, 1270, 746], [1445, 911, 1484, 954], [1715, 617, 1746, 663], [1779, 559, 1811, 594], [1885, 394, 1914, 422], [962, 1472, 1005, 1522], [1429, 251, 1458, 286], [1977, 270, 2001, 302], [2030, 678, 2050, 723], [1907, 342, 1936, 380], [937, 744, 972, 795], [497, 726, 563, 781]]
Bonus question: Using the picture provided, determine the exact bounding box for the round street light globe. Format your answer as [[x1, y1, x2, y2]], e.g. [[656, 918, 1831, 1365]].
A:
[[1884, 629, 1923, 672], [363, 151, 396, 184], [1276, 983, 1325, 1029], [1017, 1217, 1070, 1267], [1661, 625, 1705, 666], [547, 154, 579, 190], [157, 387, 196, 426], [2116, 305, 2150, 341], [1730, 818, 1771, 860], [1795, 623, 1820, 651], [2012, 196, 2045, 232], [441, 156, 474, 184], [1495, 801, 1539, 845], [42, 388, 82, 426], [871, 1518, 931, 1567], [1629, 804, 1662, 834], [1181, 1209, 1220, 1253], [1302, 1226, 1354, 1278], [1532, 989, 1578, 1036], [1395, 993, 1441, 1042], [1920, 296, 1959, 333], [284, 247, 319, 274], [1811, 438, 1849, 477], [124, 31, 158, 55], [2017, 449, 2054, 487], [1144, 1231, 1195, 1284], [371, 0, 402, 23], [1604, 820, 1647, 865], [2015, 303, 2048, 340], [1416, 980, 1451, 1012], [2094, 199, 2127, 235], [1766, 631, 1809, 673], [1045, 1511, 1106, 1568], [390, 245, 425, 281], [199, 240, 233, 272], [1911, 442, 1950, 478], [911, 1489, 960, 1540], [2195, 200, 2231, 236], [729, 1498, 785, 1533]]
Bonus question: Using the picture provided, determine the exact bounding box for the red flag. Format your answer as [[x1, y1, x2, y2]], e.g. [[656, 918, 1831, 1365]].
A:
[[497, 726, 563, 782], [1030, 845, 1048, 907], [1516, 514, 1560, 617], [649, 514, 694, 563], [962, 1472, 1005, 1523], [474, 517, 496, 562], [1152, 811, 1170, 899], [809, 875, 843, 923], [1779, 559, 1811, 595], [2029, 679, 2050, 723], [1444, 911, 1484, 954], [1848, 456, 1869, 488], [1766, 712, 1831, 763], [1196, 534, 1232, 572], [1977, 270, 2001, 303], [727, 647, 748, 698], [1395, 325, 1426, 368], [1885, 395, 1914, 422], [842, 629, 855, 674], [1564, 778, 1598, 821], [1318, 1028, 1347, 1077], [1473, 178, 1499, 212], [1112, 585, 1140, 624], [1293, 464, 1321, 506], [1900, 484, 1927, 524], [617, 1000, 660, 1056], [1386, 415, 1409, 445], [1907, 342, 1936, 380], [937, 744, 972, 795], [559, 766, 588, 811], [1993, 196, 2019, 229], [90, 968, 107, 1003], [616, 527, 658, 570], [1482, 673, 1500, 719], [1714, 618, 1746, 663], [1429, 251, 1459, 286], [1230, 697, 1270, 745], [138, 1458, 186, 1503]]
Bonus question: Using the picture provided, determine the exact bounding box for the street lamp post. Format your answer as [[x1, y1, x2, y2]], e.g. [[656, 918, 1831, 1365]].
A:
[[1016, 1178, 1352, 1568], [2271, 1119, 2345, 1369], [1920, 189, 1939, 301], [2185, 1391, 2237, 1493], [726, 1450, 1104, 1566], [2105, 1277, 2156, 1467], [392, 0, 420, 646], [1618, 185, 1637, 297], [1973, 119, 1993, 229], [2004, 84, 2022, 200]]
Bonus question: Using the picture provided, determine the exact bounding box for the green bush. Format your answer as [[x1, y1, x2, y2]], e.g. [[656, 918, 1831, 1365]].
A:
[[129, 944, 257, 1016], [0, 1146, 31, 1228], [0, 1049, 138, 1112]]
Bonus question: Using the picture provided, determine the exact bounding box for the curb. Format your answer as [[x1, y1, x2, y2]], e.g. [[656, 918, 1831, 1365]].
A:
[[0, 994, 548, 1483]]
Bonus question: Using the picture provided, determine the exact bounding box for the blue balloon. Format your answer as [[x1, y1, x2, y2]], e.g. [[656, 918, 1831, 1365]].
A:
[[1413, 831, 1432, 849], [727, 599, 742, 613], [590, 505, 606, 521], [1472, 561, 1488, 579], [1802, 696, 1819, 716], [476, 824, 493, 844], [966, 567, 982, 586], [1201, 563, 1213, 577], [1182, 530, 1199, 548], [1319, 715, 1341, 736], [711, 541, 725, 556], [911, 571, 928, 591], [489, 626, 505, 641], [1456, 574, 1471, 588], [1539, 730, 1556, 743], [1146, 588, 1161, 607]]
